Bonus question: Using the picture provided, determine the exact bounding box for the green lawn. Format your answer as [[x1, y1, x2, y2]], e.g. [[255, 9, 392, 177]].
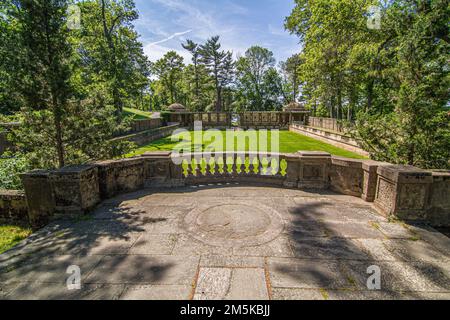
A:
[[0, 224, 32, 254], [123, 107, 153, 120], [125, 130, 367, 159]]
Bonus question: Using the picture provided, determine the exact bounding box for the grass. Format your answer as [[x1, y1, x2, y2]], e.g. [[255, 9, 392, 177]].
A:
[[125, 130, 367, 159], [0, 224, 32, 254], [122, 107, 153, 120]]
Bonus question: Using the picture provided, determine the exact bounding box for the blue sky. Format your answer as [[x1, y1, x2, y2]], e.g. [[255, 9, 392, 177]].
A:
[[133, 0, 301, 64]]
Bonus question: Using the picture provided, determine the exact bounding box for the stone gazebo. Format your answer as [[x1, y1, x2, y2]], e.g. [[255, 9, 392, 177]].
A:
[[167, 103, 187, 113], [283, 102, 309, 124]]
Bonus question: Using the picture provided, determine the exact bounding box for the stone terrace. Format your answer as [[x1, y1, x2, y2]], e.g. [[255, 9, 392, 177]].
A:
[[0, 185, 449, 300]]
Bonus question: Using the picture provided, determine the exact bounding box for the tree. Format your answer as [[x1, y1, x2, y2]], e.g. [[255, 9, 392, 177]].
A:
[[286, 0, 450, 168], [0, 1, 26, 114], [8, 0, 132, 169], [152, 51, 185, 106], [75, 0, 149, 118], [279, 54, 303, 103], [199, 36, 235, 112], [235, 46, 283, 111]]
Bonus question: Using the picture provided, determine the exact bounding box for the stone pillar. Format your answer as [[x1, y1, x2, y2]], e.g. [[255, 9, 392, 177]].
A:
[[298, 151, 331, 189], [283, 153, 301, 188], [20, 170, 55, 229], [330, 157, 364, 197], [97, 158, 145, 199], [428, 171, 450, 227], [50, 165, 100, 217], [143, 151, 184, 188], [361, 160, 387, 202], [374, 165, 433, 220]]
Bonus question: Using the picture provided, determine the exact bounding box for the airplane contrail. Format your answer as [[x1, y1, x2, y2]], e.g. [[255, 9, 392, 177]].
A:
[[148, 30, 193, 46]]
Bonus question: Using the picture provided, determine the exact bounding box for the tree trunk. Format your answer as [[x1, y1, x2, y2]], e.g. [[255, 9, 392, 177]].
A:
[[52, 95, 65, 168], [101, 0, 121, 118], [216, 87, 222, 112]]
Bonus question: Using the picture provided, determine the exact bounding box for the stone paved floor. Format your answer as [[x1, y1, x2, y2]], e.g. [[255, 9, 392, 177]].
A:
[[0, 185, 449, 300]]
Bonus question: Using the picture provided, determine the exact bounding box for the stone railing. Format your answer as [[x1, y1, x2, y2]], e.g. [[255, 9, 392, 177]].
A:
[[169, 111, 309, 129], [308, 117, 345, 133], [4, 151, 447, 229], [290, 123, 369, 157]]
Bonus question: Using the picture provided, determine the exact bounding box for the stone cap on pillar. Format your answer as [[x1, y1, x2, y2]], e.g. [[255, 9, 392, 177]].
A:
[[142, 151, 172, 159], [362, 160, 389, 173], [377, 165, 433, 184], [51, 165, 98, 176], [20, 169, 51, 179], [297, 151, 331, 158], [430, 170, 450, 181], [331, 156, 364, 168], [95, 158, 144, 168]]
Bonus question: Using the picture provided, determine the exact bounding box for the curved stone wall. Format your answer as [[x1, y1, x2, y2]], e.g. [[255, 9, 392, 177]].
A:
[[13, 151, 450, 229]]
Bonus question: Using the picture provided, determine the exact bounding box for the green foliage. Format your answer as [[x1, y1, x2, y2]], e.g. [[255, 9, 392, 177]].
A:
[[11, 102, 134, 169], [0, 155, 31, 190], [235, 46, 284, 111], [286, 0, 450, 168]]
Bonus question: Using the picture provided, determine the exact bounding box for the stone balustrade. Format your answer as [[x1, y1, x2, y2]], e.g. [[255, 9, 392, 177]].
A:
[[0, 151, 445, 229]]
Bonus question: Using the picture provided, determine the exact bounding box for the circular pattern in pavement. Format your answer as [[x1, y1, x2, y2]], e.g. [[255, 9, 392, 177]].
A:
[[183, 201, 285, 248]]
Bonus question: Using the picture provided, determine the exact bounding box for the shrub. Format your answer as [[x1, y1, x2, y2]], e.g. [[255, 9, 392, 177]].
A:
[[0, 155, 31, 190]]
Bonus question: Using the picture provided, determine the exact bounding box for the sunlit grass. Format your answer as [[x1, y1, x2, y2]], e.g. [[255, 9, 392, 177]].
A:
[[125, 130, 367, 159], [122, 107, 153, 120], [0, 224, 32, 254]]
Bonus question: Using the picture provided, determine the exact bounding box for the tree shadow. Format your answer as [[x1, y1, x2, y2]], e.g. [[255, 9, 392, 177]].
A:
[[278, 197, 450, 299]]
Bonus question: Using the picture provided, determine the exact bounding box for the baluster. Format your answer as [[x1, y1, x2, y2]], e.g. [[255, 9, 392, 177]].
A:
[[279, 158, 287, 177], [200, 157, 208, 176], [216, 156, 225, 175], [235, 154, 244, 175], [208, 155, 215, 176], [270, 157, 279, 176]]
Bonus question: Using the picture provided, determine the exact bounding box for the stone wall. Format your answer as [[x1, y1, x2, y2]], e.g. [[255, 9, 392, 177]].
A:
[[289, 123, 369, 157], [0, 190, 28, 224], [16, 152, 450, 229], [130, 118, 162, 133], [113, 124, 179, 147]]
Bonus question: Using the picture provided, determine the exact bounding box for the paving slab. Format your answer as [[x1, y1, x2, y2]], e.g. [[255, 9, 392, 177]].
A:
[[0, 254, 103, 285], [128, 234, 178, 255], [5, 283, 125, 300], [267, 258, 352, 290], [200, 255, 265, 268], [120, 285, 192, 300], [85, 255, 199, 285], [290, 237, 370, 260], [194, 268, 269, 300]]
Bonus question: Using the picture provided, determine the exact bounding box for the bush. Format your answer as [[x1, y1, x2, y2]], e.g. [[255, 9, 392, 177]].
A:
[[0, 155, 31, 190]]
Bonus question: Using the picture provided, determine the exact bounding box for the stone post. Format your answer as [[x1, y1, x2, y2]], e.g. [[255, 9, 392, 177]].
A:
[[427, 171, 450, 227], [143, 151, 184, 187], [361, 160, 387, 202], [298, 151, 331, 189], [283, 153, 301, 188], [50, 165, 100, 217], [374, 165, 433, 220], [330, 157, 363, 197], [20, 170, 55, 229]]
